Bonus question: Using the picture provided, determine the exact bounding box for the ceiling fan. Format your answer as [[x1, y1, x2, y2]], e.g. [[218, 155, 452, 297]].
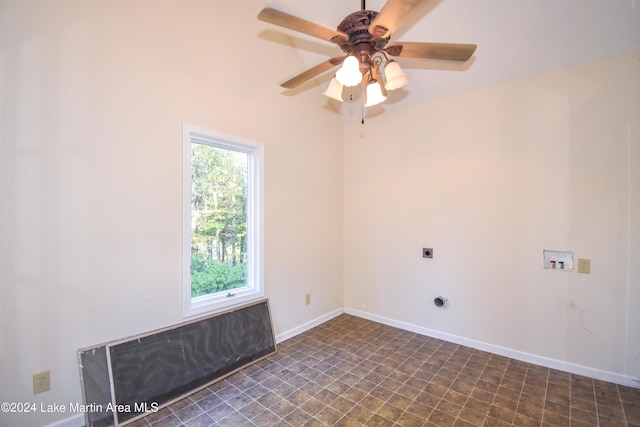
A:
[[257, 0, 477, 109]]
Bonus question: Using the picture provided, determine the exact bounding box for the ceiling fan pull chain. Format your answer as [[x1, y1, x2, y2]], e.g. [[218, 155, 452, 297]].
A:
[[361, 84, 365, 124]]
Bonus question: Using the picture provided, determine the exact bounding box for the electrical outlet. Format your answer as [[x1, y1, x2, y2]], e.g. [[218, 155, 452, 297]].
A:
[[33, 371, 50, 394], [578, 258, 591, 274], [305, 294, 311, 305]]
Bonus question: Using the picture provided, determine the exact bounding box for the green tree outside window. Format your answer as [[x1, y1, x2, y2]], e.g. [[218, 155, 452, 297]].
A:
[[190, 144, 248, 298]]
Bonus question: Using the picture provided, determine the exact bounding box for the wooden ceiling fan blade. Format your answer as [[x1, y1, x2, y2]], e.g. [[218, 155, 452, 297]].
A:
[[258, 8, 348, 45], [281, 57, 345, 89], [387, 42, 477, 61], [368, 0, 423, 39]]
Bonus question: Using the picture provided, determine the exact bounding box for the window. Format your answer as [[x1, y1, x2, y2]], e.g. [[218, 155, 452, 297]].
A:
[[183, 124, 263, 317]]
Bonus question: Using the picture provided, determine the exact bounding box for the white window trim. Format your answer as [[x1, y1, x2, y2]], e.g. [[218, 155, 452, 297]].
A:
[[182, 124, 264, 318]]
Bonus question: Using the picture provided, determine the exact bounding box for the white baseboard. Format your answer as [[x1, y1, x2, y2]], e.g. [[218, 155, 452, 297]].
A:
[[344, 307, 640, 389], [275, 308, 344, 343]]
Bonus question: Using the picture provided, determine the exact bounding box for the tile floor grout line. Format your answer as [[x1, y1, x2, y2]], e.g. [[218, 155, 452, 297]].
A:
[[583, 375, 600, 427], [569, 371, 573, 426]]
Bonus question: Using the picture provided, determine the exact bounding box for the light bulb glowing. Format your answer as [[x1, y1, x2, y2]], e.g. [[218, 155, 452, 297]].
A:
[[335, 56, 362, 87], [365, 81, 386, 107]]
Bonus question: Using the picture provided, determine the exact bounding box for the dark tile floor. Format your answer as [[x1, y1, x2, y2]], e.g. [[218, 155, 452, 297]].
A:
[[128, 314, 640, 426]]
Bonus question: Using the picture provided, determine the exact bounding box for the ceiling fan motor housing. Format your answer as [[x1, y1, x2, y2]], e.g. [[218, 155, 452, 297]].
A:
[[337, 10, 391, 76], [337, 10, 389, 54]]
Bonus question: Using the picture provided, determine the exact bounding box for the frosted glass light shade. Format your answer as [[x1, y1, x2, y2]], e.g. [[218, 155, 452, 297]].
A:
[[384, 61, 409, 90], [335, 56, 362, 87], [322, 77, 344, 101], [365, 81, 386, 107]]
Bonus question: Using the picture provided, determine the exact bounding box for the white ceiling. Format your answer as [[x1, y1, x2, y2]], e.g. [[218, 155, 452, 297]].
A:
[[259, 0, 640, 119]]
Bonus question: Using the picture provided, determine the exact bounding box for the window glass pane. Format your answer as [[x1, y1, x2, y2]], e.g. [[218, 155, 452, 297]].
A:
[[190, 143, 248, 298]]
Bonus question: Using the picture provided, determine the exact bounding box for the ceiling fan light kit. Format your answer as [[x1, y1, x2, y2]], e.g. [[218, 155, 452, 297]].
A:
[[258, 0, 477, 114], [331, 51, 401, 105]]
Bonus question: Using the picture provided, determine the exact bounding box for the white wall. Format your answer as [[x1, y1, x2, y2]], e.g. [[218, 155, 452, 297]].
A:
[[344, 50, 640, 385], [0, 1, 344, 426], [1, 1, 638, 425]]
